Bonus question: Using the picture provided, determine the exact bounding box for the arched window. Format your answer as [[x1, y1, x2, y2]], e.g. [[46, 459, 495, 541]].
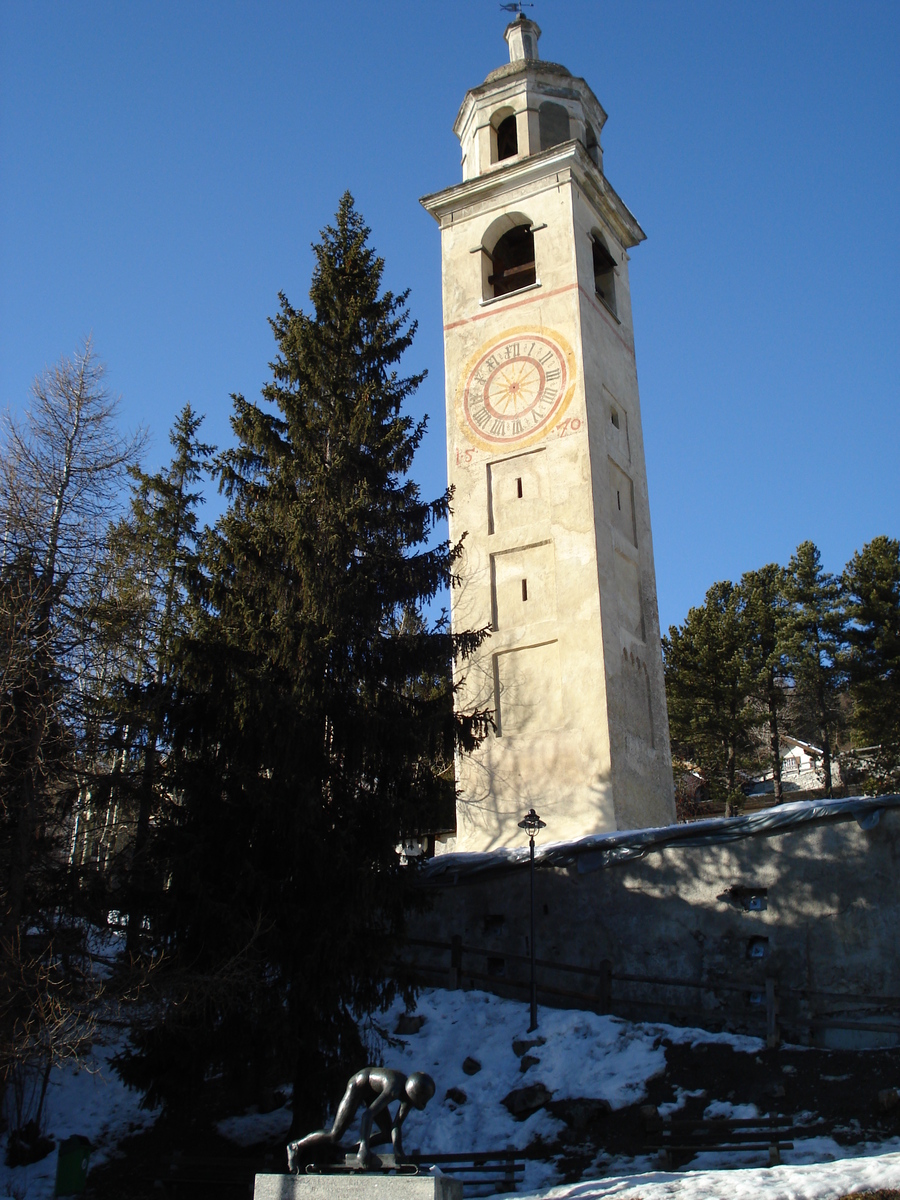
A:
[[592, 234, 617, 315], [539, 102, 570, 152], [496, 113, 518, 161], [488, 225, 536, 298], [585, 123, 601, 167], [491, 108, 518, 164]]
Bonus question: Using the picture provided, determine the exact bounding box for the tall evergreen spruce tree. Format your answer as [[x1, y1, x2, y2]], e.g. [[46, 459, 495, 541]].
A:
[[784, 541, 846, 797], [120, 196, 487, 1123], [662, 581, 755, 813], [739, 564, 790, 803], [95, 406, 213, 951], [843, 535, 900, 790]]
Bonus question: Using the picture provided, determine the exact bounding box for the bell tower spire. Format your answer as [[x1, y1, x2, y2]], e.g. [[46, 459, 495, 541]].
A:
[[422, 23, 675, 852]]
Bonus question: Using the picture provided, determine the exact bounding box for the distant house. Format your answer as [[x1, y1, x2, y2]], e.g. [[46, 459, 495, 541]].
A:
[[747, 735, 842, 796], [673, 768, 711, 821], [676, 770, 709, 805]]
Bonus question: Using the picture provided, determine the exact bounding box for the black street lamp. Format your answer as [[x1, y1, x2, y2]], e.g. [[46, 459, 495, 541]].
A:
[[518, 807, 546, 1032]]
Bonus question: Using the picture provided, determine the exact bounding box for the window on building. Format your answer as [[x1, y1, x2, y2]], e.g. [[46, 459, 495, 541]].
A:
[[496, 114, 518, 161], [747, 937, 769, 960], [610, 407, 620, 429], [488, 225, 536, 297], [592, 234, 617, 315], [539, 101, 570, 151], [585, 123, 601, 166]]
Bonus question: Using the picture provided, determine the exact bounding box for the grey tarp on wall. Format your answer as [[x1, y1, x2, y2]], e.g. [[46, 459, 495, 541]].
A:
[[417, 795, 900, 887]]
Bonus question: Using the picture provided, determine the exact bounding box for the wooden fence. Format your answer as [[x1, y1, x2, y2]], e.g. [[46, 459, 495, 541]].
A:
[[395, 936, 900, 1046]]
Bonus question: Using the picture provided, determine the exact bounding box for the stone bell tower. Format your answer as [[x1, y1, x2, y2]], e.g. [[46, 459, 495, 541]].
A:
[[421, 17, 674, 852]]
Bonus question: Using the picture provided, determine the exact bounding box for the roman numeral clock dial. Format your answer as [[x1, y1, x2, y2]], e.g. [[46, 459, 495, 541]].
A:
[[458, 328, 577, 451]]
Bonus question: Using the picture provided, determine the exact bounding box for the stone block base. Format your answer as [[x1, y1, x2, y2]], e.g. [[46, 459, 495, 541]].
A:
[[254, 1174, 462, 1200]]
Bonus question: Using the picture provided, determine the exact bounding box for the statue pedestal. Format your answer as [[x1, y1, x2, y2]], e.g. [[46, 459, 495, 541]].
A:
[[253, 1174, 462, 1200]]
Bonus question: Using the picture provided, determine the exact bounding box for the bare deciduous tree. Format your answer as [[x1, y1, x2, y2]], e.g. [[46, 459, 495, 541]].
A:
[[0, 339, 144, 1146], [0, 930, 102, 1161], [0, 335, 144, 974]]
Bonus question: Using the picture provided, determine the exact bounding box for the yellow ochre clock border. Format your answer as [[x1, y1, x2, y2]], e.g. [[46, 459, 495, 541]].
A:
[[455, 325, 578, 453]]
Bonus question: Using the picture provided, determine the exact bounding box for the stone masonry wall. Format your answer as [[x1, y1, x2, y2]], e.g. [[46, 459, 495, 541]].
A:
[[401, 806, 900, 1049]]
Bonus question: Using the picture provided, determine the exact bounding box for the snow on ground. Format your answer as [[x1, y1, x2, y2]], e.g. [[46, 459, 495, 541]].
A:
[[0, 1022, 159, 1200], [363, 986, 767, 1179], [1, 926, 159, 1200], [658, 1088, 706, 1118], [4, 981, 899, 1199], [218, 1090, 294, 1148], [703, 1099, 758, 1120], [371, 987, 669, 1146], [358, 988, 900, 1196], [543, 1151, 900, 1199]]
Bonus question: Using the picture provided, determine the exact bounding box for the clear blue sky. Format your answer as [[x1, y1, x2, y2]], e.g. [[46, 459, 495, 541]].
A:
[[2, 1, 897, 634]]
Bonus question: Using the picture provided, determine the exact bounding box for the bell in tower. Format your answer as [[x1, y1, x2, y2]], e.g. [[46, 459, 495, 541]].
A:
[[421, 18, 675, 852]]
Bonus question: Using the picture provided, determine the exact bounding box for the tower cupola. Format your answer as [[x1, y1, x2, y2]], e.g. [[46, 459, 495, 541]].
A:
[[452, 21, 607, 181], [504, 14, 541, 62]]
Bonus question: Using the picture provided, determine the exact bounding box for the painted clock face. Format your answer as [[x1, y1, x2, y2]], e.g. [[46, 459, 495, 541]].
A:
[[458, 327, 577, 451]]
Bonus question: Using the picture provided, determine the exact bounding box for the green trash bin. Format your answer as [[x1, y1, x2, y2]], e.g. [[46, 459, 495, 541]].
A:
[[55, 1134, 92, 1196]]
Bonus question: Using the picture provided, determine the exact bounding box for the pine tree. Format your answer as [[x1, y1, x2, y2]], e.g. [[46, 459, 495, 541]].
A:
[[662, 580, 755, 814], [784, 541, 846, 797], [96, 406, 213, 951], [739, 564, 790, 803], [843, 535, 900, 791], [119, 196, 488, 1123]]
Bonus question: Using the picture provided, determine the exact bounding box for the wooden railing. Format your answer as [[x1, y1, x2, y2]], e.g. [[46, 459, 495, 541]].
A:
[[395, 936, 900, 1045]]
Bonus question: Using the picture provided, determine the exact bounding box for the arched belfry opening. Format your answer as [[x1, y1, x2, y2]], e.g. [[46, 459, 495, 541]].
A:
[[496, 113, 518, 161], [592, 233, 617, 315], [491, 107, 519, 164], [585, 123, 601, 167], [484, 222, 536, 299]]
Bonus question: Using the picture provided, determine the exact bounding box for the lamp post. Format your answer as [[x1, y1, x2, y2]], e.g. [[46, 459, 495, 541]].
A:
[[518, 807, 546, 1033]]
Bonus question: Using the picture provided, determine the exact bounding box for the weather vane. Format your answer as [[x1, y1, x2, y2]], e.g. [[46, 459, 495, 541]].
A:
[[500, 2, 534, 13]]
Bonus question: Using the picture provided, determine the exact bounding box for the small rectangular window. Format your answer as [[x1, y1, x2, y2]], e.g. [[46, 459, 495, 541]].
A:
[[611, 408, 620, 429], [616, 490, 621, 511], [747, 937, 769, 959], [521, 579, 528, 601], [725, 886, 769, 912], [516, 477, 523, 498]]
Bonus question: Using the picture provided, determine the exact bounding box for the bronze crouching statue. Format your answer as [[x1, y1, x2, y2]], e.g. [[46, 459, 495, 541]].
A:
[[287, 1066, 436, 1172]]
